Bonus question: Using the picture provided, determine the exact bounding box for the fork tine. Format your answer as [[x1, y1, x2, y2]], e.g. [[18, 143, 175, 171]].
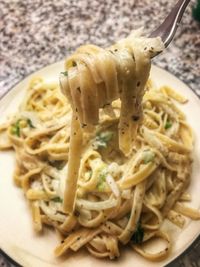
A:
[[150, 0, 191, 48]]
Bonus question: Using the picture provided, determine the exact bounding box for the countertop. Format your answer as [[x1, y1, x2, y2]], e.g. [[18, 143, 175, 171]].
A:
[[0, 0, 200, 266]]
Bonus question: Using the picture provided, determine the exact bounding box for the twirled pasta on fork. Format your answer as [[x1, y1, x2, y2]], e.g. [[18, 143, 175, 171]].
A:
[[60, 29, 164, 214]]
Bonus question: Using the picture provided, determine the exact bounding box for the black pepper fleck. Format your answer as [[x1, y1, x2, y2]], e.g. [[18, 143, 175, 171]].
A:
[[74, 210, 80, 217], [81, 123, 87, 128], [102, 103, 110, 108], [77, 87, 81, 93], [132, 115, 140, 121]]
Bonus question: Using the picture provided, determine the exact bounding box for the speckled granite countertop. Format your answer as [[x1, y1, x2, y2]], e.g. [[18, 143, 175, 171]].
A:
[[0, 0, 200, 266]]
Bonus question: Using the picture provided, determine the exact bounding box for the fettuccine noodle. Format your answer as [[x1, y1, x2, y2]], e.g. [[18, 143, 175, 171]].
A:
[[0, 30, 199, 261]]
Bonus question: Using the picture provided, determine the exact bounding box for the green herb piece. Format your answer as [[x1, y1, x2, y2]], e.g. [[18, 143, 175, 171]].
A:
[[88, 170, 93, 178], [142, 150, 155, 164], [27, 118, 35, 128], [97, 182, 105, 191], [57, 162, 66, 170], [61, 71, 68, 77], [55, 161, 66, 170], [85, 170, 93, 181], [11, 120, 21, 137], [131, 221, 144, 244], [72, 61, 77, 67], [94, 131, 113, 149], [52, 197, 63, 203], [49, 160, 65, 170], [165, 121, 172, 129], [96, 171, 107, 191]]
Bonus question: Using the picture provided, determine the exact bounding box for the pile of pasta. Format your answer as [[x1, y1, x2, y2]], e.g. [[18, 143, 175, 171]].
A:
[[0, 77, 199, 261]]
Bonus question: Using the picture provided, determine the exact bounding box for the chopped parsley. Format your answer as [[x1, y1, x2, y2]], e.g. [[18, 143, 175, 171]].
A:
[[61, 71, 68, 77], [11, 120, 21, 137], [27, 118, 35, 128], [52, 197, 63, 203], [96, 171, 107, 191], [165, 121, 172, 129], [97, 182, 105, 191], [142, 150, 155, 164], [93, 131, 113, 149], [88, 170, 93, 178], [11, 118, 35, 137], [85, 170, 93, 181], [131, 221, 144, 244], [49, 160, 65, 170]]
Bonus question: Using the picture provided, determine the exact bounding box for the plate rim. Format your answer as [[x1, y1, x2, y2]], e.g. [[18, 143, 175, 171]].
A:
[[0, 61, 199, 267]]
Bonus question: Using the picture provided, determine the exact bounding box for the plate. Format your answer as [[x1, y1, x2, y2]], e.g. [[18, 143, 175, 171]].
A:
[[0, 61, 200, 267]]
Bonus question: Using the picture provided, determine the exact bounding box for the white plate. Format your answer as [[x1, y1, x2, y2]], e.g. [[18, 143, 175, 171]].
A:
[[0, 61, 200, 267]]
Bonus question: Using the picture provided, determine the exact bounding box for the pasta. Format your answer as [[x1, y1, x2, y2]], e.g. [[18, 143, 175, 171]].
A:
[[0, 30, 199, 262], [0, 76, 199, 261]]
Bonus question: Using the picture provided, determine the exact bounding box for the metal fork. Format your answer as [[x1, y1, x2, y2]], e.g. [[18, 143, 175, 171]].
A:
[[150, 0, 191, 50]]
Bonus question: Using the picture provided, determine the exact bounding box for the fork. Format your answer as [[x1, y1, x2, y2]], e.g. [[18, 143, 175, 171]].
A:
[[150, 0, 191, 51]]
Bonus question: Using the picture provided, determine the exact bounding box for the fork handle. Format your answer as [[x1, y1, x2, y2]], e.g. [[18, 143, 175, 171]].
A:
[[150, 0, 191, 47]]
